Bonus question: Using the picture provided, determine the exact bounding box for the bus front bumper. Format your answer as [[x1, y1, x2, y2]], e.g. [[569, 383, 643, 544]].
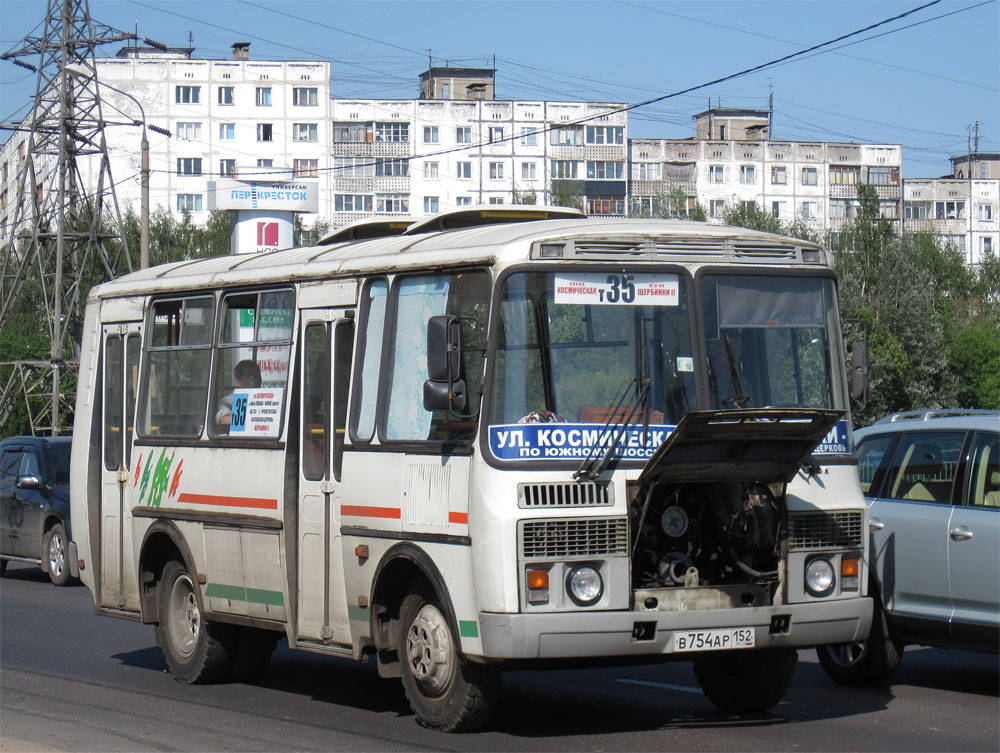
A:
[[478, 597, 873, 659]]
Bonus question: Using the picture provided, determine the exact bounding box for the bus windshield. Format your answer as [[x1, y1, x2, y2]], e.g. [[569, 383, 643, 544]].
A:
[[486, 269, 840, 463]]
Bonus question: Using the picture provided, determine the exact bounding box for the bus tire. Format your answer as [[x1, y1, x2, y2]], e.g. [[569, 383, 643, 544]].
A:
[[816, 605, 903, 686], [227, 627, 278, 683], [693, 647, 797, 714], [44, 523, 73, 586], [155, 560, 234, 684], [399, 592, 499, 732]]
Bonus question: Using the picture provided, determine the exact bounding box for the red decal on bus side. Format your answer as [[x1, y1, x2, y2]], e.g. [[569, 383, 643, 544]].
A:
[[341, 505, 401, 519], [177, 493, 278, 510], [449, 512, 468, 524]]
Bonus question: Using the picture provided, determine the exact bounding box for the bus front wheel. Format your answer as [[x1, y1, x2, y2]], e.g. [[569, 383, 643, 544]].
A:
[[155, 560, 234, 683], [399, 592, 499, 732]]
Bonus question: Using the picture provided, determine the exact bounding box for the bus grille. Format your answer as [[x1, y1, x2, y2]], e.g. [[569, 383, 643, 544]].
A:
[[520, 517, 628, 558], [788, 511, 864, 550], [518, 481, 613, 508]]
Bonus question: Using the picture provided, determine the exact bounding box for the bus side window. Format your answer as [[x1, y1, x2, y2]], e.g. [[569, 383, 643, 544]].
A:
[[332, 319, 355, 480], [302, 323, 328, 481], [350, 278, 388, 443], [104, 335, 123, 470]]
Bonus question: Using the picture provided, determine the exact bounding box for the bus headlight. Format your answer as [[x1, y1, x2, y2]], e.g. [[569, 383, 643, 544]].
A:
[[567, 564, 603, 606], [805, 557, 836, 597]]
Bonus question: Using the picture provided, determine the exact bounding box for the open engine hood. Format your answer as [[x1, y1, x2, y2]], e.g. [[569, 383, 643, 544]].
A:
[[637, 408, 844, 489]]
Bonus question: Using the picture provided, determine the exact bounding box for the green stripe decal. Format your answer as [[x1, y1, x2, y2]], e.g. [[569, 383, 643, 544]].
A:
[[347, 604, 370, 622], [459, 620, 479, 638], [204, 583, 284, 607]]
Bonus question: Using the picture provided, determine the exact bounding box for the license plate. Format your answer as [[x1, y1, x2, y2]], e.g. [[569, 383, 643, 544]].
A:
[[673, 627, 756, 652]]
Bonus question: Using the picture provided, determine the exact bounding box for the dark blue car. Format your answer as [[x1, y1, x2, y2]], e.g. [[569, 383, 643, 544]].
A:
[[0, 436, 75, 585]]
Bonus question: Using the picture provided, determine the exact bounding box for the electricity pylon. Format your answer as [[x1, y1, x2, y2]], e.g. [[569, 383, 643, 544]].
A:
[[0, 0, 136, 435]]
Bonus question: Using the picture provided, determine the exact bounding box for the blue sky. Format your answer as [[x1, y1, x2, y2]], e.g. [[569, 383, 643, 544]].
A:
[[2, 0, 997, 176]]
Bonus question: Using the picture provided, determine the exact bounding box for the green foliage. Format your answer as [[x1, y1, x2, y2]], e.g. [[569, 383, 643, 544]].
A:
[[294, 214, 331, 246], [629, 186, 707, 222], [549, 180, 585, 211], [513, 189, 538, 205]]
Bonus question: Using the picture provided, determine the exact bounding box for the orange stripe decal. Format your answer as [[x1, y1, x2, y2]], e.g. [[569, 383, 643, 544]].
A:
[[449, 512, 468, 524], [177, 493, 278, 510], [342, 505, 401, 519]]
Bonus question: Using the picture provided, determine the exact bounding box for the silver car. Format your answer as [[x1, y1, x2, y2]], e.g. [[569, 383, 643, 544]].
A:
[[818, 409, 999, 684]]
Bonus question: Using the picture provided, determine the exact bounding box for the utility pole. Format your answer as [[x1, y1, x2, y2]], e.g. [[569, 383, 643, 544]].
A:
[[0, 0, 136, 435]]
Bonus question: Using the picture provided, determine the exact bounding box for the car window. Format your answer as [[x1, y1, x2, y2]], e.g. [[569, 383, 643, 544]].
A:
[[967, 432, 1000, 508], [884, 431, 966, 504], [20, 451, 40, 477], [0, 450, 22, 481], [856, 435, 896, 495], [45, 444, 72, 485]]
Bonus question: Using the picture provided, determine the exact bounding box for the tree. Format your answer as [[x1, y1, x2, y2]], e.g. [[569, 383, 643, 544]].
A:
[[630, 186, 707, 221], [549, 180, 584, 211], [512, 189, 537, 205]]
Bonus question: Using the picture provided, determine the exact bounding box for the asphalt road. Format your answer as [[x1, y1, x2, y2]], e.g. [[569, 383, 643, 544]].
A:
[[2, 561, 998, 752]]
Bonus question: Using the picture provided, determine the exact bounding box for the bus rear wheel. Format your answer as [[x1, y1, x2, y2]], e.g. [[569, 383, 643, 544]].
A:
[[399, 592, 498, 732], [155, 560, 234, 683]]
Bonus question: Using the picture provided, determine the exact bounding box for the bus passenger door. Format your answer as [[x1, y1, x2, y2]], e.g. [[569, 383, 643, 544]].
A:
[[296, 311, 354, 645], [99, 323, 142, 610]]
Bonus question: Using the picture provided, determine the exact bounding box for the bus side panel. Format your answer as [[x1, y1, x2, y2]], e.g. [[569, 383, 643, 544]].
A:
[[70, 299, 104, 601]]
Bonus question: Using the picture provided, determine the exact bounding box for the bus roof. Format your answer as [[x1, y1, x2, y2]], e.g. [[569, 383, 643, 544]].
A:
[[88, 218, 827, 301]]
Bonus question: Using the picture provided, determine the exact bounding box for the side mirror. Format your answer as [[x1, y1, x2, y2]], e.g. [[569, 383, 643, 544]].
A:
[[15, 474, 42, 491], [426, 315, 461, 381], [851, 338, 869, 403], [423, 378, 467, 412]]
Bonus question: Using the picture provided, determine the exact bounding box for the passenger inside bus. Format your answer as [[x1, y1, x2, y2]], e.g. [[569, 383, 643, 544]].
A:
[[707, 329, 754, 408], [215, 359, 262, 431]]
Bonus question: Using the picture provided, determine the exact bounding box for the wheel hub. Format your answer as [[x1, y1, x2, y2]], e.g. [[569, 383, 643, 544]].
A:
[[405, 604, 455, 696], [47, 532, 64, 577], [168, 575, 200, 658]]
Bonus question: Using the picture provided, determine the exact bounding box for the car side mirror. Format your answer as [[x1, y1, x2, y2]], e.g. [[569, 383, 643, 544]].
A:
[[15, 474, 42, 490]]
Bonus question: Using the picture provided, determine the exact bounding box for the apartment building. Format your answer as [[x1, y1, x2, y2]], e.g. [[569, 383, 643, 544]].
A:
[[903, 172, 999, 264], [631, 109, 903, 237]]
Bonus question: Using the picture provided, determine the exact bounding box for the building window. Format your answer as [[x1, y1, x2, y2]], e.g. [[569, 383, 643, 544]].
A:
[[904, 201, 931, 220], [177, 193, 202, 212], [375, 158, 408, 177], [333, 122, 372, 143], [587, 161, 625, 180], [293, 87, 318, 106], [294, 159, 319, 178], [423, 196, 439, 213], [293, 123, 318, 142], [978, 204, 993, 221], [334, 157, 373, 177], [551, 160, 578, 179], [488, 197, 505, 205], [520, 127, 538, 146], [375, 122, 409, 142], [456, 126, 472, 144], [935, 201, 965, 220], [257, 123, 273, 142], [456, 196, 472, 206], [219, 159, 236, 177], [376, 193, 409, 213], [218, 86, 234, 105], [936, 234, 967, 254], [457, 162, 472, 179], [830, 166, 860, 185], [256, 87, 272, 106], [489, 162, 504, 180], [983, 236, 993, 254], [423, 126, 439, 144], [175, 86, 200, 104], [982, 164, 988, 179], [830, 199, 860, 219], [521, 162, 536, 180], [771, 201, 787, 218], [709, 165, 725, 183], [257, 159, 273, 168], [801, 201, 817, 220], [634, 162, 661, 181], [176, 158, 202, 176], [218, 123, 235, 141], [868, 166, 896, 185], [771, 166, 787, 185], [880, 201, 899, 219], [424, 161, 439, 179], [587, 197, 624, 215], [335, 194, 373, 212], [550, 126, 583, 146], [585, 126, 624, 145], [175, 122, 201, 141], [801, 167, 818, 186], [740, 165, 756, 184], [488, 127, 504, 144]]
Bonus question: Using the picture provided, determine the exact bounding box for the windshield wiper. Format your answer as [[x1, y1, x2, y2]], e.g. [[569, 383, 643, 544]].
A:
[[721, 333, 752, 409], [574, 313, 652, 480]]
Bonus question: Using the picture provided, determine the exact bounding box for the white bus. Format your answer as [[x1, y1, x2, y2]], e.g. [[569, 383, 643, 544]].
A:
[[70, 208, 873, 731]]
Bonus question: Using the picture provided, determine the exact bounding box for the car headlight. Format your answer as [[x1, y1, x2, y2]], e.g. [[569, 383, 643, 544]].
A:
[[805, 557, 836, 597], [566, 564, 603, 606]]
